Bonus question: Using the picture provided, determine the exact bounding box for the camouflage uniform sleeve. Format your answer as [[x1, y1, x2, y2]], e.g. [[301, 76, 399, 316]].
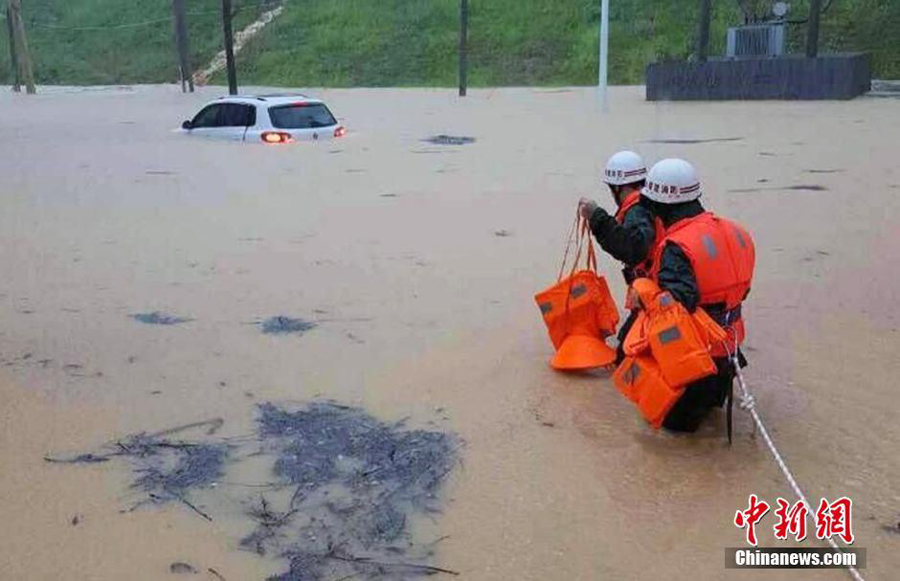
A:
[[588, 205, 656, 268]]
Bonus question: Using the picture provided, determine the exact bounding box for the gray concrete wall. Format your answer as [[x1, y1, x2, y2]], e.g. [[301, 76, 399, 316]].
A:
[[646, 54, 871, 101]]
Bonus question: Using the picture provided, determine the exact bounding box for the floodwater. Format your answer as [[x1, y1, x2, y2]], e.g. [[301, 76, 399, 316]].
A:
[[1, 85, 898, 580]]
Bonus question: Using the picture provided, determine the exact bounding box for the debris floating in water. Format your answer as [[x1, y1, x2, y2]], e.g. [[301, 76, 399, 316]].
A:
[[251, 402, 461, 580], [131, 312, 193, 325], [260, 316, 317, 335], [169, 562, 198, 574], [47, 403, 460, 581], [784, 184, 828, 192], [45, 419, 229, 521], [423, 135, 476, 145], [645, 137, 743, 145]]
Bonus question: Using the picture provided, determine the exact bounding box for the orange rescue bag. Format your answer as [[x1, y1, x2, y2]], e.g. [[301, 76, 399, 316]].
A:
[[535, 214, 620, 371]]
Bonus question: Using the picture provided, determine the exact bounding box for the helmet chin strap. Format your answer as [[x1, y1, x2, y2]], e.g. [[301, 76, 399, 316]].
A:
[[609, 184, 622, 206], [612, 183, 640, 207]]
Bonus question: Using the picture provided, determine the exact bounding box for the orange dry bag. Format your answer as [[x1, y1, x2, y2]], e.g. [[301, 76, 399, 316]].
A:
[[535, 213, 620, 371]]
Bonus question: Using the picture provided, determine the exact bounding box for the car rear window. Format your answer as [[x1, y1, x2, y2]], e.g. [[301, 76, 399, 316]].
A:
[[268, 103, 337, 129]]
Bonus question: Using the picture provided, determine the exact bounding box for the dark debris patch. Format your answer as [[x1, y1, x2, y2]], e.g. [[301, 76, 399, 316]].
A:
[[260, 316, 318, 336], [129, 437, 227, 504], [46, 404, 460, 581], [131, 312, 193, 325], [422, 135, 476, 146], [170, 562, 198, 574], [45, 419, 228, 521], [646, 137, 743, 145], [253, 402, 460, 580], [784, 185, 828, 192]]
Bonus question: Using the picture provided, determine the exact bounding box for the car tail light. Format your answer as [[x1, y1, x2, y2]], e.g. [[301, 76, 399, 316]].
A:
[[261, 131, 293, 144], [333, 126, 346, 138]]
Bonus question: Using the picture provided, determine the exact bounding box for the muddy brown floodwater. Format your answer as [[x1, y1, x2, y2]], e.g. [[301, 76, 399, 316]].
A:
[[1, 85, 899, 580]]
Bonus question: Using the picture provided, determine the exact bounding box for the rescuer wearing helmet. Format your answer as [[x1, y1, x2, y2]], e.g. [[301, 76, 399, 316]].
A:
[[578, 150, 663, 362], [637, 158, 755, 432]]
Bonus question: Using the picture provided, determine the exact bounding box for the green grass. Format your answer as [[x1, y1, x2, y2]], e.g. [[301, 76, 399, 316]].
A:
[[0, 0, 274, 85], [229, 0, 742, 87], [2, 0, 899, 87]]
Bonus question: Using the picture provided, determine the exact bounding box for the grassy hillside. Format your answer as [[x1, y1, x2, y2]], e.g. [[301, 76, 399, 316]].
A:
[[0, 0, 274, 85], [2, 0, 898, 87], [227, 0, 743, 87]]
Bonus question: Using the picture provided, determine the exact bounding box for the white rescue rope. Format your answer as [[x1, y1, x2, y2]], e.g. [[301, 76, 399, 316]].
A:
[[731, 356, 866, 581]]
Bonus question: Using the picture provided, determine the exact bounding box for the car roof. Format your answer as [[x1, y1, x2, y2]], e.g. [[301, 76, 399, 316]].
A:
[[213, 94, 323, 107]]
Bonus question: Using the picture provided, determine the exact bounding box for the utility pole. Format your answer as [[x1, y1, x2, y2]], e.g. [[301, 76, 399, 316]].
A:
[[806, 0, 822, 58], [8, 0, 35, 94], [6, 6, 20, 91], [221, 0, 237, 95], [598, 0, 609, 111], [172, 0, 194, 92], [697, 0, 712, 63], [458, 0, 468, 97]]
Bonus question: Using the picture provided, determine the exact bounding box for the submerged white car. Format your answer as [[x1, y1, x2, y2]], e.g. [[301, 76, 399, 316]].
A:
[[181, 94, 345, 144]]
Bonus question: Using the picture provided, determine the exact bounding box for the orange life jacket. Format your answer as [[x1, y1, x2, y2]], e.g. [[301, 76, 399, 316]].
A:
[[613, 355, 683, 429], [614, 278, 731, 428], [614, 191, 663, 280], [651, 212, 755, 357]]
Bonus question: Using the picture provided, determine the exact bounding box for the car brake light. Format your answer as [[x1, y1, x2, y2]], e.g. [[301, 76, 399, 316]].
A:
[[261, 131, 293, 144], [334, 126, 346, 138]]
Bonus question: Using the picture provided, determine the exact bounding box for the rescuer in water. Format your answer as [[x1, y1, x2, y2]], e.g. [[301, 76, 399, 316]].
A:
[[610, 158, 756, 433], [579, 150, 663, 363]]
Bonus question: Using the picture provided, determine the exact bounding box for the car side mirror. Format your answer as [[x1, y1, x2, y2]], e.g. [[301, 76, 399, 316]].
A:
[[182, 120, 192, 130]]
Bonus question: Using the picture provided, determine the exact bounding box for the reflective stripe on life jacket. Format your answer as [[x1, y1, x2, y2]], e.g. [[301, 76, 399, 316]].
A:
[[651, 212, 755, 356], [614, 191, 664, 280]]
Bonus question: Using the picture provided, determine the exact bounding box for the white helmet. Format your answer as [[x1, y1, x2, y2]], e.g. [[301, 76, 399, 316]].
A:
[[642, 158, 702, 204], [603, 150, 647, 186]]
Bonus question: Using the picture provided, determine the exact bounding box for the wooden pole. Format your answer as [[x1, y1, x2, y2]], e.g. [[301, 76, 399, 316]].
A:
[[172, 0, 194, 92], [6, 6, 20, 91], [806, 0, 822, 58], [697, 0, 712, 63], [458, 0, 468, 97], [9, 0, 35, 94], [221, 0, 237, 95]]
